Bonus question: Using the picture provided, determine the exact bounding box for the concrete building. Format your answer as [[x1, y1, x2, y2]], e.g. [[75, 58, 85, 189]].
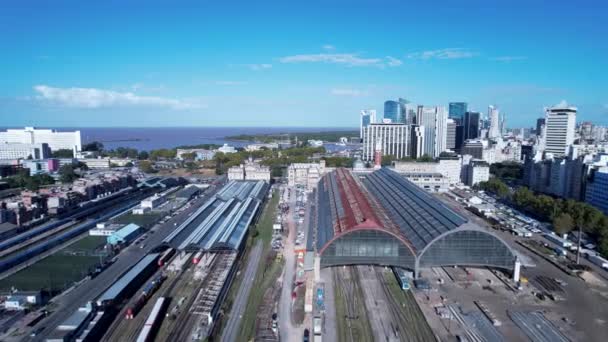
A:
[[400, 173, 450, 192], [544, 104, 576, 157], [245, 143, 279, 151], [217, 144, 237, 154], [465, 160, 490, 186], [107, 223, 142, 245], [488, 105, 501, 139], [227, 159, 271, 182], [362, 123, 410, 161], [176, 148, 216, 160], [360, 109, 377, 139], [416, 106, 447, 158], [287, 161, 326, 190], [20, 158, 60, 175], [0, 142, 51, 160], [585, 167, 608, 215], [393, 156, 462, 185], [0, 127, 81, 155], [446, 119, 456, 150]]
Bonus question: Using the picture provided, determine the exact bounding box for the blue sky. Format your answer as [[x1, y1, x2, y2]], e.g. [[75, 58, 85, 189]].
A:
[[1, 0, 607, 128]]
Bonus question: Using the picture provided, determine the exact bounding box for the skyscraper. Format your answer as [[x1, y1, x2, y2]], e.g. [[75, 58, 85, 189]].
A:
[[544, 104, 576, 157], [536, 118, 545, 135], [360, 110, 377, 139], [384, 100, 400, 123], [416, 106, 448, 158], [398, 98, 413, 124], [449, 102, 468, 123], [446, 119, 456, 150], [463, 111, 481, 140], [488, 105, 500, 139]]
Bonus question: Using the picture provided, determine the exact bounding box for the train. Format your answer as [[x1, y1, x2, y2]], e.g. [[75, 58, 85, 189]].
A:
[[158, 248, 175, 267], [587, 254, 608, 270], [392, 267, 411, 290], [125, 273, 166, 319], [136, 297, 167, 342], [192, 251, 203, 264]]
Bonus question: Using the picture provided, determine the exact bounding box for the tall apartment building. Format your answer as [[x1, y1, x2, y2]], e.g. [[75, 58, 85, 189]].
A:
[[360, 110, 377, 139], [465, 160, 490, 186], [488, 105, 501, 139], [362, 123, 410, 161], [585, 167, 608, 215], [0, 143, 51, 160], [543, 105, 576, 157], [446, 119, 456, 150], [463, 111, 481, 142], [287, 161, 326, 190], [0, 127, 81, 154], [416, 106, 447, 158]]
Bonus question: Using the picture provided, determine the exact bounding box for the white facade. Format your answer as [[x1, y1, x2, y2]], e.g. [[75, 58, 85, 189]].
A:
[[488, 105, 501, 139], [401, 173, 450, 192], [245, 143, 279, 151], [0, 127, 81, 154], [362, 123, 410, 161], [0, 142, 51, 160], [393, 157, 462, 185], [416, 106, 448, 157], [287, 161, 326, 190], [218, 144, 237, 154], [228, 160, 271, 181], [360, 110, 377, 138], [466, 161, 490, 186], [544, 105, 576, 157]]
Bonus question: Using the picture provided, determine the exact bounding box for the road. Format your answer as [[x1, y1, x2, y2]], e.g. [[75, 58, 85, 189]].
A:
[[278, 187, 303, 342], [221, 240, 263, 342], [27, 192, 215, 342]]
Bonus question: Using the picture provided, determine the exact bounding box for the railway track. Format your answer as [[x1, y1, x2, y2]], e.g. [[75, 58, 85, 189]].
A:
[[375, 267, 436, 342], [333, 266, 373, 342]]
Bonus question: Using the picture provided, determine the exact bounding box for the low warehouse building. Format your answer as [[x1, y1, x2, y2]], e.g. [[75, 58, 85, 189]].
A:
[[107, 223, 142, 245]]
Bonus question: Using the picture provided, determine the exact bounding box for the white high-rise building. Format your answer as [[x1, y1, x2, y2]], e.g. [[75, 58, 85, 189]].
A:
[[360, 110, 377, 139], [544, 104, 576, 157], [362, 123, 410, 161], [488, 105, 500, 139], [446, 119, 456, 150], [416, 106, 448, 158], [0, 127, 81, 155]]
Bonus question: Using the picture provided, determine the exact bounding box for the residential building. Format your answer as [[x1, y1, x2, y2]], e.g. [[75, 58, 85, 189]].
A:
[[446, 119, 456, 150], [393, 156, 462, 185], [0, 142, 51, 160], [416, 106, 448, 158], [465, 160, 490, 186], [0, 127, 81, 155], [488, 105, 500, 139], [410, 125, 424, 158], [585, 167, 608, 215], [362, 123, 410, 161], [176, 148, 216, 160], [245, 143, 279, 151], [287, 161, 326, 190], [21, 159, 60, 176], [544, 104, 576, 157]]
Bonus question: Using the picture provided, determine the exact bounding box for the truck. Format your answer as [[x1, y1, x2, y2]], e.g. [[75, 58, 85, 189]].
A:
[[313, 316, 322, 336], [587, 254, 608, 270], [554, 247, 567, 257]]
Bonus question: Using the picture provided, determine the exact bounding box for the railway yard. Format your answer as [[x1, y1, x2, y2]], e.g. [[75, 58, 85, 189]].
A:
[[2, 169, 608, 342]]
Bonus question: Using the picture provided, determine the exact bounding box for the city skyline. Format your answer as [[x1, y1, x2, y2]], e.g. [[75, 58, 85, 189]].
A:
[[1, 1, 607, 128]]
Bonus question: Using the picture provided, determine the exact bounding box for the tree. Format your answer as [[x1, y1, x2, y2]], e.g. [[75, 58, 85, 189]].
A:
[[185, 161, 197, 171], [52, 149, 75, 158], [138, 160, 155, 173], [58, 165, 79, 183], [137, 151, 149, 160], [417, 154, 434, 163], [477, 178, 509, 198], [181, 152, 197, 161], [83, 141, 104, 152], [553, 213, 574, 235]]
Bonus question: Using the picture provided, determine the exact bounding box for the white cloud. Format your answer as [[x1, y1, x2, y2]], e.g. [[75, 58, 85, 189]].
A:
[[490, 56, 527, 62], [555, 99, 570, 107], [323, 44, 335, 50], [33, 85, 203, 110], [407, 48, 476, 60], [215, 81, 248, 86], [330, 88, 369, 97], [386, 56, 403, 67], [248, 63, 272, 71], [280, 52, 402, 68]]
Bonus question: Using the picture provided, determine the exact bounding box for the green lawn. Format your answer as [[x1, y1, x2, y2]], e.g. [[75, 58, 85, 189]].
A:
[[0, 236, 107, 293], [112, 212, 161, 228]]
